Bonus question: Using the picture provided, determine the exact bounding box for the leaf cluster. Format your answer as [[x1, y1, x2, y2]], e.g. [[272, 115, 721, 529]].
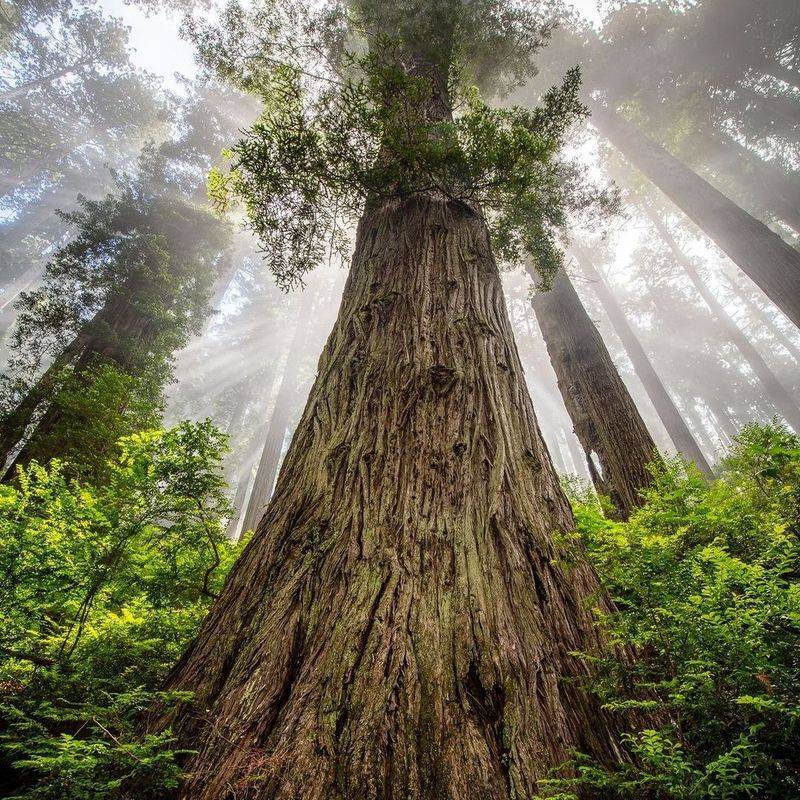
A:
[[211, 54, 605, 288], [547, 422, 800, 799]]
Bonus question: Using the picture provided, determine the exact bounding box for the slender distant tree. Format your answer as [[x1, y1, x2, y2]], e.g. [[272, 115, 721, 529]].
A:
[[646, 208, 800, 433], [573, 249, 715, 476], [720, 270, 800, 366], [150, 1, 631, 795], [531, 264, 657, 517], [590, 102, 800, 330], [240, 290, 311, 534], [520, 2, 800, 262]]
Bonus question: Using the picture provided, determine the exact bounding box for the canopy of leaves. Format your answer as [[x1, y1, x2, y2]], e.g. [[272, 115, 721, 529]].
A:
[[0, 143, 231, 471], [191, 0, 612, 289]]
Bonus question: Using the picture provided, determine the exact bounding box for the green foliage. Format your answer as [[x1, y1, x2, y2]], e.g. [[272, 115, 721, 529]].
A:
[[0, 143, 232, 475], [4, 146, 227, 399], [0, 420, 243, 798], [545, 422, 800, 799], [192, 0, 613, 289], [213, 58, 600, 288], [18, 363, 162, 483]]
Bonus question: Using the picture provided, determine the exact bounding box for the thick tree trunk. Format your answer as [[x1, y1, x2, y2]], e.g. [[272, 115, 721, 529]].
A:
[[575, 252, 714, 476], [591, 102, 800, 329], [531, 267, 656, 518], [649, 211, 800, 432], [155, 195, 627, 799]]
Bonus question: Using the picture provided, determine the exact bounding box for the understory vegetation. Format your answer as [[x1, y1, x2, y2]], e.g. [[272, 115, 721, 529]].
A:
[[0, 421, 244, 799], [544, 422, 800, 800], [1, 421, 797, 799]]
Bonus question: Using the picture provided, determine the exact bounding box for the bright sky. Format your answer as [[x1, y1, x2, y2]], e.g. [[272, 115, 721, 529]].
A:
[[100, 0, 197, 86], [567, 0, 603, 24]]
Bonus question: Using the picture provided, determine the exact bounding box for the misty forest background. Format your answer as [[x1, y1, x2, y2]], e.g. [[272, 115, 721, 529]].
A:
[[0, 0, 799, 798]]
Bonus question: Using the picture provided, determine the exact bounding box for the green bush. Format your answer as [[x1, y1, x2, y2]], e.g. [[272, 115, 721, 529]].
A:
[[543, 422, 800, 799], [0, 421, 244, 799]]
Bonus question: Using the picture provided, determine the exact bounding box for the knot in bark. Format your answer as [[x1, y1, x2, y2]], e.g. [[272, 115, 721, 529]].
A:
[[427, 364, 458, 397]]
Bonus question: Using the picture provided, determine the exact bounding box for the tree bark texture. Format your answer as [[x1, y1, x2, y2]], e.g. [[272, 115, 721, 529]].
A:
[[156, 195, 628, 799], [575, 252, 715, 476], [591, 102, 800, 330], [531, 267, 656, 518]]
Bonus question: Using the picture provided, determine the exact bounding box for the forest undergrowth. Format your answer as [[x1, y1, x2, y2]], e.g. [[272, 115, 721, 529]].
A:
[[0, 421, 797, 800]]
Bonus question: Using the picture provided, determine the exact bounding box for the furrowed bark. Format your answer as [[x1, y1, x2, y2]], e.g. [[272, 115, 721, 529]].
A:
[[591, 102, 800, 330], [155, 194, 628, 799], [531, 266, 656, 518], [575, 251, 714, 476]]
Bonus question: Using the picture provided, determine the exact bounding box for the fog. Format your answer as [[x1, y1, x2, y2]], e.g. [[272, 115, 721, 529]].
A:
[[1, 0, 798, 519]]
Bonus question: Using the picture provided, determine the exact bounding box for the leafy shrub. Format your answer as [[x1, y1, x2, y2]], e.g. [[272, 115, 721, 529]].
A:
[[0, 421, 244, 799], [544, 422, 800, 799]]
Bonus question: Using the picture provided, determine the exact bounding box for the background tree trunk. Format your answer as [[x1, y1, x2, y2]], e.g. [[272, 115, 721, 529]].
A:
[[155, 195, 627, 800], [649, 211, 800, 432], [531, 266, 656, 517], [720, 271, 800, 365], [1, 291, 159, 472], [240, 286, 316, 534], [591, 102, 800, 329], [575, 251, 714, 476], [693, 129, 800, 234]]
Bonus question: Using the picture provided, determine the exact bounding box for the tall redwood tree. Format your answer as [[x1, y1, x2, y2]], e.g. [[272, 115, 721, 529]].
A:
[[531, 265, 657, 517], [155, 2, 631, 795]]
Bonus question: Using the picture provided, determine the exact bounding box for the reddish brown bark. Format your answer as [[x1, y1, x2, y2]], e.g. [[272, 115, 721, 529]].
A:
[[532, 267, 656, 517], [156, 194, 627, 799]]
